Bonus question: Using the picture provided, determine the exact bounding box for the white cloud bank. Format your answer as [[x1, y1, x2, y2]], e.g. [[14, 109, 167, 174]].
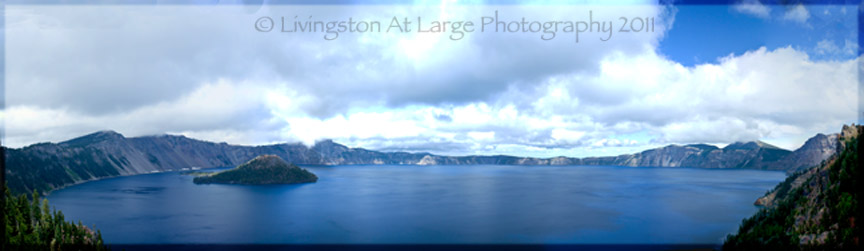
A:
[[2, 5, 857, 158]]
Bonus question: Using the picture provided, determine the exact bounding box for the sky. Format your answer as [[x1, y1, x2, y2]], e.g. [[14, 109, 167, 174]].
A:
[[0, 1, 860, 158]]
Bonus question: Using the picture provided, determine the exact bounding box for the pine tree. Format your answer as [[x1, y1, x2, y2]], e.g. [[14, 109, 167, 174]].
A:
[[2, 184, 107, 250]]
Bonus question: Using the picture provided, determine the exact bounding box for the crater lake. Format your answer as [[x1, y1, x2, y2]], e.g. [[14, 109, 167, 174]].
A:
[[45, 165, 785, 244]]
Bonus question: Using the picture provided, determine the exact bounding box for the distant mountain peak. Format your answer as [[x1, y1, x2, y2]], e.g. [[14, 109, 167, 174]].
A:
[[800, 133, 831, 147], [156, 133, 186, 138], [313, 139, 336, 145], [92, 130, 123, 137], [684, 143, 720, 150], [723, 141, 753, 150], [753, 140, 784, 150], [724, 140, 785, 151], [60, 130, 126, 147], [311, 139, 348, 149]]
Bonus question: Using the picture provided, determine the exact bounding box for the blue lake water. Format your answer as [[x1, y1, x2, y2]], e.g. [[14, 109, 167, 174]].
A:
[[46, 165, 785, 244]]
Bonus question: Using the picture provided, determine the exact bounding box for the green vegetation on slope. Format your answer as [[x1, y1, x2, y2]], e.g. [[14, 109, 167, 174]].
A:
[[724, 125, 862, 250], [3, 186, 107, 250], [4, 146, 123, 195], [193, 155, 318, 185]]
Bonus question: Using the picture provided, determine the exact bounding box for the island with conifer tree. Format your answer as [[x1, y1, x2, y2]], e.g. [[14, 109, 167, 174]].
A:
[[192, 155, 318, 185]]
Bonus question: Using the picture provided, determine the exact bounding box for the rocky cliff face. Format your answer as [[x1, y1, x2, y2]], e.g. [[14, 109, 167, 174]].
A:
[[4, 132, 322, 194], [764, 133, 840, 173], [725, 125, 861, 249], [3, 127, 843, 194], [580, 141, 791, 169]]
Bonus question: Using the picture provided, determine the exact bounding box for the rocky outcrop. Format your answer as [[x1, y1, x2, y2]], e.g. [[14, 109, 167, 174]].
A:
[[764, 133, 840, 173], [726, 124, 862, 249], [581, 141, 791, 169]]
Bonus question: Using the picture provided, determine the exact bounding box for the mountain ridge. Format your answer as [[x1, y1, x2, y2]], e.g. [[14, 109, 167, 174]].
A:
[[3, 128, 843, 194]]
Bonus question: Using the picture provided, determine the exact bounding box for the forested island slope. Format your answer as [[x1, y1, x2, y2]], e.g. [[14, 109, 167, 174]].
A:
[[192, 155, 317, 185]]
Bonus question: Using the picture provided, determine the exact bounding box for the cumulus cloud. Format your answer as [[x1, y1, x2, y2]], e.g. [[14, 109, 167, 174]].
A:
[[5, 5, 666, 118], [783, 4, 810, 24], [733, 0, 770, 19], [1, 4, 857, 158], [814, 39, 858, 58], [249, 45, 856, 156], [733, 3, 816, 28]]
